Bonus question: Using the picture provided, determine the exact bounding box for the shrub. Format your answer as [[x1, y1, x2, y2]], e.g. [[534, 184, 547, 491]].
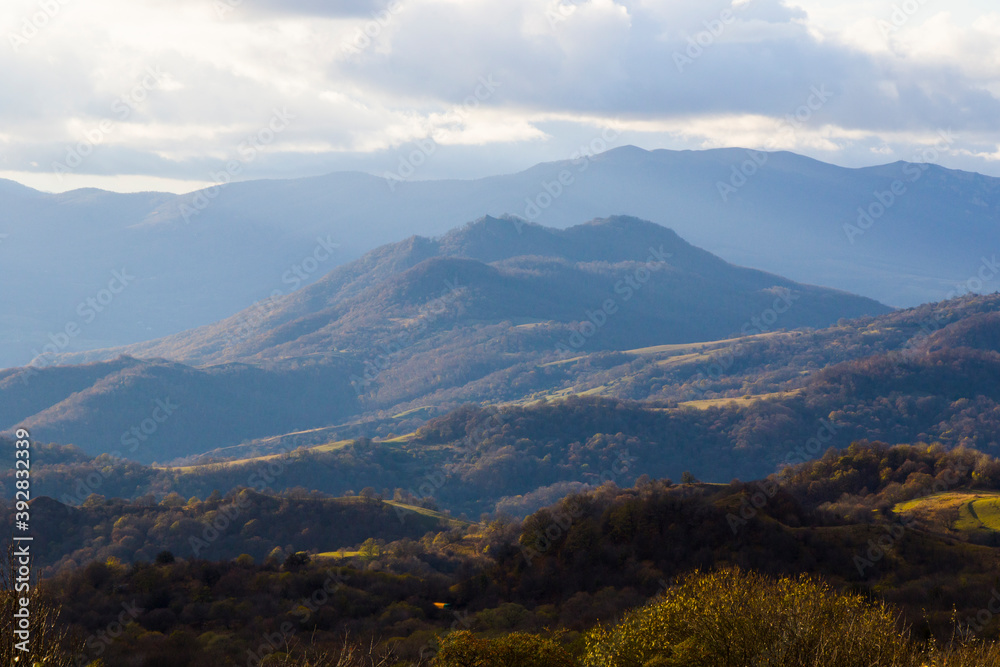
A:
[[433, 630, 576, 666], [583, 567, 916, 667]]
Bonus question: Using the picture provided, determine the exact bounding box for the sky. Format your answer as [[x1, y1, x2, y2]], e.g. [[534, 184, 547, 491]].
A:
[[1, 0, 999, 193]]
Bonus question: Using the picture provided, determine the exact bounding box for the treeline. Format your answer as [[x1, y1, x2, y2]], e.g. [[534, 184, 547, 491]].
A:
[[1, 489, 459, 577], [13, 442, 1000, 665]]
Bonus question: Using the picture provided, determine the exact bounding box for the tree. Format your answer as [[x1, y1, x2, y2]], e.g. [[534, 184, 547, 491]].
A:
[[283, 551, 311, 572], [680, 471, 699, 484], [359, 538, 383, 560], [160, 492, 186, 507]]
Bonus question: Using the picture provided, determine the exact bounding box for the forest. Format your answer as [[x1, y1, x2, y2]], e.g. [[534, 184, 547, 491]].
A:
[[11, 442, 1000, 665]]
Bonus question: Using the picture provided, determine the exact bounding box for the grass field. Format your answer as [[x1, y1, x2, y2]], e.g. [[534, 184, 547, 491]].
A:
[[392, 406, 436, 419], [894, 491, 1000, 534], [169, 438, 355, 473], [625, 330, 798, 356], [314, 550, 360, 559], [678, 389, 803, 410]]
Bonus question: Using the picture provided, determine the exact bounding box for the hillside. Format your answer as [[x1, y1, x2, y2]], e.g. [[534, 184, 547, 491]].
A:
[[5, 291, 998, 483], [0, 357, 359, 463], [4, 146, 1000, 368], [23, 442, 1000, 666], [51, 215, 891, 368], [9, 489, 463, 576], [0, 216, 894, 463], [6, 293, 1000, 514]]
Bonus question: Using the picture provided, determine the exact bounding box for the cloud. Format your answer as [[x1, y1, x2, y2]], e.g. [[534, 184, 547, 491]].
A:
[[1, 0, 999, 192]]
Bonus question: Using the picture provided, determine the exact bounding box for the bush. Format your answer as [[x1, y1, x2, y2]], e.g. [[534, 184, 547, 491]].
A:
[[583, 567, 915, 667], [432, 630, 576, 666]]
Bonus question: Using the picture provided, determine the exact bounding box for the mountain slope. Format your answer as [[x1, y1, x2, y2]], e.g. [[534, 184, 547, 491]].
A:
[[3, 146, 999, 368], [2, 216, 892, 463], [53, 215, 890, 368], [0, 357, 360, 463]]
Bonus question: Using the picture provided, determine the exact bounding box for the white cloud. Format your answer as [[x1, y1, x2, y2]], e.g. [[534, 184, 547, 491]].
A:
[[0, 0, 999, 193]]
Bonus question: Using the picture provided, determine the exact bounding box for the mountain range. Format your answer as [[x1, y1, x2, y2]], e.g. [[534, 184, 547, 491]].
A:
[[3, 145, 998, 369], [1, 215, 889, 464]]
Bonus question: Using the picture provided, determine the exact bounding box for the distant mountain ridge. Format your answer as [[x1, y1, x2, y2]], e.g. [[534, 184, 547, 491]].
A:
[[3, 145, 999, 368]]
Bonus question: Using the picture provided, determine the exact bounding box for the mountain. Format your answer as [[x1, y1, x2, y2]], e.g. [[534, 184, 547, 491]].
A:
[[3, 146, 999, 368], [7, 293, 998, 503], [52, 215, 890, 367], [0, 216, 890, 464], [0, 356, 359, 463]]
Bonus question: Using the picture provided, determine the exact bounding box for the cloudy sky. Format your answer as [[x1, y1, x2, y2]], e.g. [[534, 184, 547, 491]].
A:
[[1, 0, 998, 193]]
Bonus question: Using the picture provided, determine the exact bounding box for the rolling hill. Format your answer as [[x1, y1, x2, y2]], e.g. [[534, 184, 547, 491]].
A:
[[0, 216, 893, 463], [0, 356, 359, 463], [4, 294, 997, 510]]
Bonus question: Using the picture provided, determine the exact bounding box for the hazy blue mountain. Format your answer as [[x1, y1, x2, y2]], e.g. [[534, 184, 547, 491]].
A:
[[0, 356, 359, 464], [0, 216, 891, 463], [3, 145, 996, 368], [49, 215, 890, 368]]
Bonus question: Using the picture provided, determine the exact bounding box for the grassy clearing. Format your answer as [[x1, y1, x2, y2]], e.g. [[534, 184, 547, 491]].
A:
[[894, 491, 1000, 534], [169, 439, 354, 473], [972, 496, 1000, 530], [392, 406, 436, 419], [539, 331, 801, 369], [314, 550, 360, 559], [539, 355, 587, 367], [379, 433, 416, 444], [678, 389, 802, 410], [625, 330, 795, 356], [383, 501, 467, 527]]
